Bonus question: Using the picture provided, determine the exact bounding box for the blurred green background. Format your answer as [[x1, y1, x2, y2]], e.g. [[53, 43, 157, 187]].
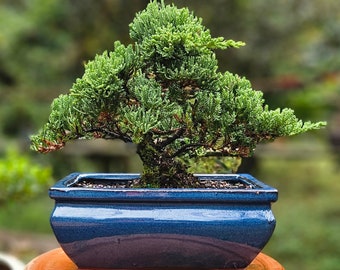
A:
[[0, 0, 339, 269]]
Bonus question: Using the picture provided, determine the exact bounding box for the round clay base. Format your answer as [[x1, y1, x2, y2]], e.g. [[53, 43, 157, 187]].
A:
[[25, 248, 284, 270]]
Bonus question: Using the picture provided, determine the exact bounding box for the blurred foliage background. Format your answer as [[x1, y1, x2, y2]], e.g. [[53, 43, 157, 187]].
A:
[[0, 0, 339, 269]]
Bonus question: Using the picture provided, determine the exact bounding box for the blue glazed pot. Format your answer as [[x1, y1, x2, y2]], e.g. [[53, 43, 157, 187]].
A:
[[49, 173, 278, 269]]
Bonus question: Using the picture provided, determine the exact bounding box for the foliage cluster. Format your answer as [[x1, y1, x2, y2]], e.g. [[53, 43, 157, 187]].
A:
[[31, 1, 325, 187], [0, 149, 53, 204]]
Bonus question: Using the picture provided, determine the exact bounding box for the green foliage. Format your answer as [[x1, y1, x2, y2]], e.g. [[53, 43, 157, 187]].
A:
[[186, 156, 242, 174], [130, 1, 244, 59], [0, 0, 72, 88], [31, 1, 325, 187], [0, 148, 53, 203]]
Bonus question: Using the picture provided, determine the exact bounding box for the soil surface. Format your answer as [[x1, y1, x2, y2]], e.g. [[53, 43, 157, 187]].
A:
[[74, 179, 255, 189]]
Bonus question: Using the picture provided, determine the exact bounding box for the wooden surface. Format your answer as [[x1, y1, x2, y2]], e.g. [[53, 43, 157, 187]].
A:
[[25, 248, 284, 270]]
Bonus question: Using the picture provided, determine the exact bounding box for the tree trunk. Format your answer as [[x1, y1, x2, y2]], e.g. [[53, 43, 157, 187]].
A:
[[136, 134, 198, 188]]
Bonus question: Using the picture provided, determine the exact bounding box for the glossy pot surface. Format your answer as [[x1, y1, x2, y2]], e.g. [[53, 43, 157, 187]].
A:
[[49, 173, 278, 269]]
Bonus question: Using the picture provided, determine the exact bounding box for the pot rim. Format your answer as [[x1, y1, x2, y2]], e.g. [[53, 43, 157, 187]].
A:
[[49, 173, 278, 203]]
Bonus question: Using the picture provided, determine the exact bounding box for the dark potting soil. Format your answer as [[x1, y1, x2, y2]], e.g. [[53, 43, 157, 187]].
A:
[[72, 179, 255, 189]]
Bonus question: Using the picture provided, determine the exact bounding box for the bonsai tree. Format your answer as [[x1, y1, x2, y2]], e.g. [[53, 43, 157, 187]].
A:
[[31, 1, 325, 188]]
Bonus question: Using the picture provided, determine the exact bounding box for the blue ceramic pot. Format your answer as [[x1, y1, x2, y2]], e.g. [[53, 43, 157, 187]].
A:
[[49, 173, 278, 269]]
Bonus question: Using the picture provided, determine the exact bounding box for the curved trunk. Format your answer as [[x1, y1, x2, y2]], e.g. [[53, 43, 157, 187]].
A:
[[136, 135, 198, 188]]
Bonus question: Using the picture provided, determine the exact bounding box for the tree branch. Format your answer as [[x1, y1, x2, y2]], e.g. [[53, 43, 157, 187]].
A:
[[169, 143, 206, 158], [85, 127, 132, 143], [156, 127, 186, 150]]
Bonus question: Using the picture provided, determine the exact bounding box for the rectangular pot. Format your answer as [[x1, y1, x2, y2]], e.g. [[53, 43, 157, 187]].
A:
[[49, 173, 278, 269]]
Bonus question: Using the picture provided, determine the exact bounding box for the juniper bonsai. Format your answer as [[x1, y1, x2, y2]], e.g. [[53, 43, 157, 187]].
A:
[[31, 1, 325, 188]]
